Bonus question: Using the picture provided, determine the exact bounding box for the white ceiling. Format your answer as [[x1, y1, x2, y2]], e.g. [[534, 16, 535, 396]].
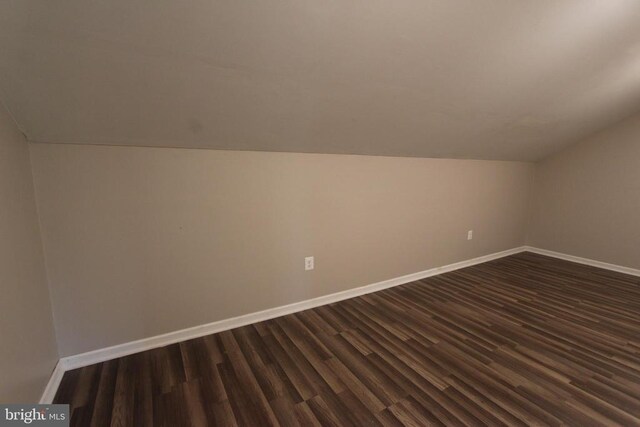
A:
[[1, 0, 640, 161]]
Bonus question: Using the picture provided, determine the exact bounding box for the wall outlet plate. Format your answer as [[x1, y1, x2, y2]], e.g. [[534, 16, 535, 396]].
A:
[[305, 256, 314, 271]]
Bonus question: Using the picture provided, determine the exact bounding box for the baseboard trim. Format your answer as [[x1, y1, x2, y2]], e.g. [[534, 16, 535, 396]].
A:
[[58, 246, 526, 372], [40, 360, 65, 404], [524, 246, 640, 277], [43, 245, 637, 401]]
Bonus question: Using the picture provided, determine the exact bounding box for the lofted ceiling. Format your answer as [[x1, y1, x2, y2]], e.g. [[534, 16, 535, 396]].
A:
[[1, 1, 640, 161]]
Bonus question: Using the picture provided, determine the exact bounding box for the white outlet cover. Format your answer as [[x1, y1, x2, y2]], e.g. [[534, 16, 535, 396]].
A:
[[305, 256, 314, 270], [467, 230, 473, 240]]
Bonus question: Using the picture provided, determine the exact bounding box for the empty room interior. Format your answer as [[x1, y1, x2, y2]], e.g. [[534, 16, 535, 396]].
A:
[[2, 1, 640, 426]]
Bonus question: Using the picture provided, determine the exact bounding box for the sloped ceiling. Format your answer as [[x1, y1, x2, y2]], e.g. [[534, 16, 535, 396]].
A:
[[1, 0, 640, 161]]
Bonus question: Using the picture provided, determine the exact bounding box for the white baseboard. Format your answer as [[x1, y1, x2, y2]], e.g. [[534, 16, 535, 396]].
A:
[[40, 360, 65, 404], [58, 246, 526, 372], [42, 244, 638, 401], [524, 246, 640, 277]]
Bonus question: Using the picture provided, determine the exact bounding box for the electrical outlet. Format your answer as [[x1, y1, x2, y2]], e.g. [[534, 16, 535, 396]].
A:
[[305, 256, 315, 271], [467, 230, 473, 240]]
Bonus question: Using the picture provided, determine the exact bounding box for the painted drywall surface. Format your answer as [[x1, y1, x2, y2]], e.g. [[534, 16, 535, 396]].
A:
[[30, 143, 533, 356], [3, 1, 640, 160], [0, 105, 58, 402], [529, 112, 640, 269]]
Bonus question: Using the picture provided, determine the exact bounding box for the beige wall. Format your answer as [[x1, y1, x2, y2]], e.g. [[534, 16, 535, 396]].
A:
[[30, 143, 534, 356], [529, 112, 640, 270], [0, 105, 58, 402]]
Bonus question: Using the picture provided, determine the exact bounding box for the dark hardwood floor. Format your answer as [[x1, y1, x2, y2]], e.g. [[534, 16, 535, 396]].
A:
[[54, 252, 640, 426]]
